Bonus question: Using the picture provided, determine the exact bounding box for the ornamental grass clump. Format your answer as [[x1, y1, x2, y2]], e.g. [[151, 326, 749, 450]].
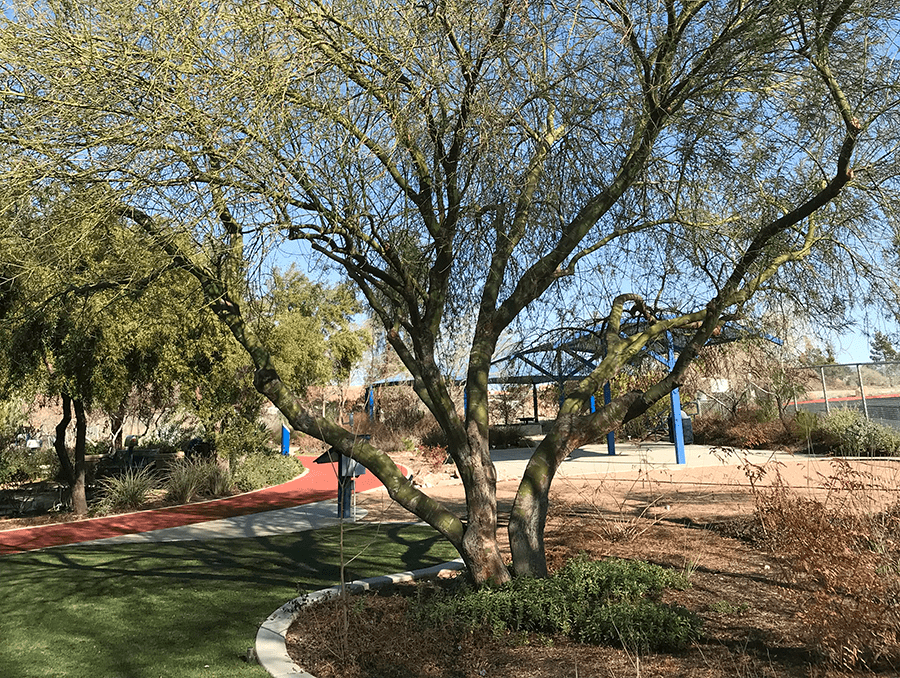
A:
[[96, 467, 158, 512], [165, 457, 232, 503]]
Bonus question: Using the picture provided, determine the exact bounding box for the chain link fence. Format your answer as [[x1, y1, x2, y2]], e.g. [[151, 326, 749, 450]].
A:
[[794, 362, 900, 430], [695, 362, 900, 431]]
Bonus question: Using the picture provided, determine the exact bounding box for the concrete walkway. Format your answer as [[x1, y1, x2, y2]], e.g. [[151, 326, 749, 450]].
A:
[[0, 454, 391, 554], [6, 442, 871, 555], [489, 440, 785, 482]]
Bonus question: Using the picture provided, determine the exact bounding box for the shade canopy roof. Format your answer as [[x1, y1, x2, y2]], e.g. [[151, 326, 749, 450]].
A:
[[488, 319, 781, 386]]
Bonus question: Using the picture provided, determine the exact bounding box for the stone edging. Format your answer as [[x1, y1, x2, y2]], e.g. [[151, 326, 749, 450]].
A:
[[255, 558, 466, 678]]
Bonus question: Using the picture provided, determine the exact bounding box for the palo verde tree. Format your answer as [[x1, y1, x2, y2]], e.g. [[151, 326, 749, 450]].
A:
[[0, 187, 203, 513], [0, 194, 367, 502], [1, 0, 898, 581]]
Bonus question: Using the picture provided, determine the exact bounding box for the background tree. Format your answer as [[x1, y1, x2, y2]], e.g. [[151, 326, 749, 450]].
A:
[[0, 189, 204, 512], [0, 195, 369, 511], [869, 331, 899, 363], [1, 0, 898, 581]]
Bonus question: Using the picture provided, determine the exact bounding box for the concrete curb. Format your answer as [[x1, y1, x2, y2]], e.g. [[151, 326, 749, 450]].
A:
[[256, 558, 466, 678]]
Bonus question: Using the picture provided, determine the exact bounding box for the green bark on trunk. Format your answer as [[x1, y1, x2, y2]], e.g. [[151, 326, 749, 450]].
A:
[[508, 393, 641, 577]]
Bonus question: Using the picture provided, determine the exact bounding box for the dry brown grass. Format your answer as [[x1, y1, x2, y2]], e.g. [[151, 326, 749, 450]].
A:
[[743, 457, 900, 669], [288, 455, 900, 678]]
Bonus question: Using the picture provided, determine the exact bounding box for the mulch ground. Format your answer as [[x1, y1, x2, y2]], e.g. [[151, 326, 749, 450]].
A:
[[287, 515, 900, 678], [289, 454, 900, 678]]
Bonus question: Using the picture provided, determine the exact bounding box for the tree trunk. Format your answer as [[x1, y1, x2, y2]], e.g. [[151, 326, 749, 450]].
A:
[[54, 393, 75, 487], [458, 429, 511, 585], [109, 402, 127, 450], [71, 398, 88, 515], [508, 393, 641, 577], [507, 427, 566, 578]]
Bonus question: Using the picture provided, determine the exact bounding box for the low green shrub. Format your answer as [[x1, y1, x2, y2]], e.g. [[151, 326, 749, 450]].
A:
[[231, 451, 305, 493], [0, 445, 60, 485], [84, 440, 111, 456], [96, 467, 158, 512], [576, 599, 701, 651], [165, 457, 232, 503], [817, 409, 900, 457], [215, 420, 276, 465], [412, 555, 700, 652]]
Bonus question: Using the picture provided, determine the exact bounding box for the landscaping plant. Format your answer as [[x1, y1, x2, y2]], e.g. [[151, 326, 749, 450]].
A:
[[165, 457, 232, 503], [96, 466, 158, 512], [231, 451, 304, 493], [740, 455, 900, 668], [412, 555, 699, 653]]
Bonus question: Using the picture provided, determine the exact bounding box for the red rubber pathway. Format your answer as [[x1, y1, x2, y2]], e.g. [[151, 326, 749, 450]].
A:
[[0, 455, 397, 555]]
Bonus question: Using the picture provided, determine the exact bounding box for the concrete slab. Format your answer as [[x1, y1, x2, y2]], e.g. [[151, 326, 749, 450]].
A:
[[77, 500, 367, 546], [486, 442, 786, 483]]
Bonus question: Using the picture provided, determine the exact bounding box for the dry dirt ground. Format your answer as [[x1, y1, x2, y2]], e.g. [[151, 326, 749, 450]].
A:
[[289, 451, 900, 678], [4, 448, 900, 677]]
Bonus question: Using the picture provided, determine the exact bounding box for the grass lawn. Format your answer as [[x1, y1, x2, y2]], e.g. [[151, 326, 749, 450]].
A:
[[0, 523, 458, 678]]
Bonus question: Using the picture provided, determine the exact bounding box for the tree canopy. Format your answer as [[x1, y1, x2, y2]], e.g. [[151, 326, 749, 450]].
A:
[[0, 189, 367, 512], [870, 331, 899, 363], [1, 0, 898, 582]]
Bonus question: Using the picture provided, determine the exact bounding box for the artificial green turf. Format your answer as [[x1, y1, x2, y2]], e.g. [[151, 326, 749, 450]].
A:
[[0, 523, 458, 677]]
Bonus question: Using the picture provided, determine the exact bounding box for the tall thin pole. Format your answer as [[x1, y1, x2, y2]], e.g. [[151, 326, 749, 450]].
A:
[[820, 367, 831, 414], [603, 382, 616, 456], [667, 332, 686, 465], [856, 364, 869, 420]]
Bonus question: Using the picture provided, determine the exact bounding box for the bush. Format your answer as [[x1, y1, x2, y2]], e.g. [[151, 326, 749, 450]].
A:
[[694, 407, 900, 457], [215, 419, 275, 465], [412, 555, 699, 652], [692, 408, 796, 449], [817, 409, 900, 457], [165, 457, 232, 503], [96, 467, 158, 512], [135, 438, 178, 454], [416, 444, 448, 471], [745, 459, 900, 668], [0, 445, 60, 486], [231, 451, 305, 493], [372, 384, 429, 432]]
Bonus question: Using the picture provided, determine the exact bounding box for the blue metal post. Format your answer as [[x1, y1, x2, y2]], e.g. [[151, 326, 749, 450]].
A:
[[281, 424, 290, 456], [603, 382, 616, 456], [666, 332, 686, 465], [670, 388, 686, 465]]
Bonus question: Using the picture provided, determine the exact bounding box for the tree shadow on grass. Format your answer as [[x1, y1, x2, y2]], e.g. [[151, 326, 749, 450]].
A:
[[1, 523, 455, 592], [0, 524, 457, 678]]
